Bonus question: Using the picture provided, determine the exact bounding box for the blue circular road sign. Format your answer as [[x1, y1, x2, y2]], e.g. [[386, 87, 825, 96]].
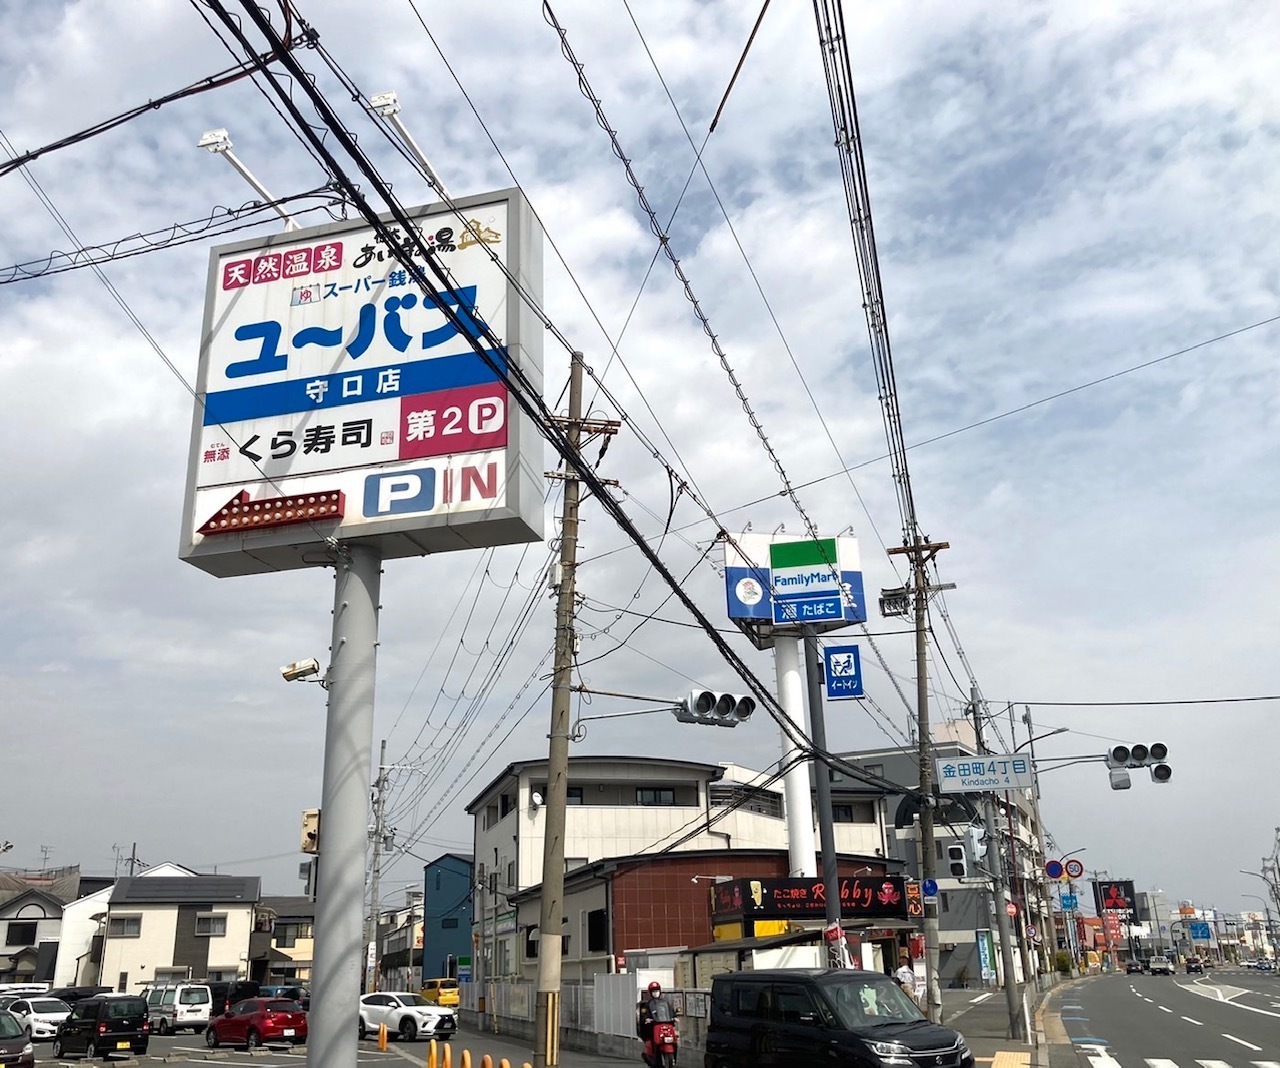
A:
[[922, 878, 938, 897]]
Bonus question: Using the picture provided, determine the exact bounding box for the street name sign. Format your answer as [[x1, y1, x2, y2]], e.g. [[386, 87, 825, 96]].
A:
[[935, 754, 1034, 793]]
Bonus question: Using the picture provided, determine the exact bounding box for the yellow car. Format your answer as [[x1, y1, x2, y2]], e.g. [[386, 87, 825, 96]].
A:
[[420, 978, 460, 1008]]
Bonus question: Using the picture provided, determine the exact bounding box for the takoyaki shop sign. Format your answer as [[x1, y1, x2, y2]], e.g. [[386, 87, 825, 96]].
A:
[[711, 877, 909, 920]]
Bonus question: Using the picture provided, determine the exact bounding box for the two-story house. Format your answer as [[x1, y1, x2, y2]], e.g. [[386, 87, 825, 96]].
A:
[[466, 755, 896, 983]]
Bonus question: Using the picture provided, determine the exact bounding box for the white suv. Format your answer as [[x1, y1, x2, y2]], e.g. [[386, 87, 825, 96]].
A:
[[358, 992, 457, 1041]]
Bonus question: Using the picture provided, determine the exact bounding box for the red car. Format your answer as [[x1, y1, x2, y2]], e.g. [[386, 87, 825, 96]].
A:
[[204, 998, 307, 1049]]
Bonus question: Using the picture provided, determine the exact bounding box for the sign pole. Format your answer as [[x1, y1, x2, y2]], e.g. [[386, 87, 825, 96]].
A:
[[777, 636, 818, 879], [971, 687, 1025, 1040], [803, 628, 847, 966], [309, 542, 382, 1068]]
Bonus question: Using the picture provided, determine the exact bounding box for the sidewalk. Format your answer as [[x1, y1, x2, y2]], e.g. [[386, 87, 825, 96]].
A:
[[941, 977, 1080, 1068]]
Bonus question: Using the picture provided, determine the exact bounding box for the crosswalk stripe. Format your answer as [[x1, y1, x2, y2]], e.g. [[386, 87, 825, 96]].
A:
[[1197, 1061, 1234, 1068], [1146, 1059, 1179, 1068], [1252, 1061, 1280, 1068], [1087, 1055, 1122, 1068]]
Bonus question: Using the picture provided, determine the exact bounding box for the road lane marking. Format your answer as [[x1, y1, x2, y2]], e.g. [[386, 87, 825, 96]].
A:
[[970, 992, 994, 1004], [1159, 1005, 1173, 1013], [1181, 1016, 1202, 1025], [1224, 1034, 1264, 1051]]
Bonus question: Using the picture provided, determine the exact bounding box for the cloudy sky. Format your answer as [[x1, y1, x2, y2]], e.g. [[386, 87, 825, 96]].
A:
[[2, 1, 1277, 919]]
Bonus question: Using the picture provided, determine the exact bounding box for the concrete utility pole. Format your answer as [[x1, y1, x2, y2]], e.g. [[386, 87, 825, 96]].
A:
[[888, 537, 949, 1022], [971, 689, 1024, 1040], [776, 637, 818, 879], [1022, 706, 1055, 977], [534, 352, 584, 1068], [367, 739, 389, 992]]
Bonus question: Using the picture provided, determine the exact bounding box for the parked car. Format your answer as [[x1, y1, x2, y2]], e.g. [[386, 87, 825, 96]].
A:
[[358, 992, 457, 1042], [420, 978, 460, 1008], [705, 968, 974, 1068], [1185, 957, 1204, 974], [202, 980, 260, 1015], [204, 998, 307, 1050], [1148, 956, 1174, 975], [258, 985, 310, 1010], [0, 1009, 34, 1068], [42, 988, 112, 1006], [142, 983, 212, 1034], [0, 995, 22, 1011], [8, 997, 71, 1040], [1125, 959, 1144, 974], [52, 994, 150, 1060]]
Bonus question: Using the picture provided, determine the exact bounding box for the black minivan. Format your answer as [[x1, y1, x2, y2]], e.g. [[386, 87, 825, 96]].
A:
[[705, 969, 974, 1068], [53, 994, 151, 1059]]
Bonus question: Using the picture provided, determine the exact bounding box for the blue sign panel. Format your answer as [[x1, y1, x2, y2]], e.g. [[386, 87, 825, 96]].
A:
[[1190, 921, 1212, 940], [1060, 893, 1078, 911], [921, 878, 938, 898], [823, 645, 864, 700]]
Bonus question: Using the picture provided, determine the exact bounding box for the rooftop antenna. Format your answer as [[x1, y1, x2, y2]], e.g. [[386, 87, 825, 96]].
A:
[[368, 92, 452, 201], [197, 128, 301, 231]]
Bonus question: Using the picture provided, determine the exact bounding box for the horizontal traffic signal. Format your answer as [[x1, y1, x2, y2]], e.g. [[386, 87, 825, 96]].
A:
[[675, 690, 756, 728], [1106, 743, 1170, 787]]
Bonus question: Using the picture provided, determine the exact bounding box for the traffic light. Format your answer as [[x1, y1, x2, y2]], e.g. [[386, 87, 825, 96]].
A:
[[946, 842, 967, 879], [965, 824, 987, 873], [1106, 743, 1171, 788], [300, 808, 321, 854], [675, 690, 756, 727]]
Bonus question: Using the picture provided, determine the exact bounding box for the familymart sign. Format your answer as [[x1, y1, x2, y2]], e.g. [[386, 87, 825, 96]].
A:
[[769, 537, 861, 626]]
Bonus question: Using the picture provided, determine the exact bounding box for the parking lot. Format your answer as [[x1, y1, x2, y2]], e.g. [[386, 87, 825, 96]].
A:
[[31, 1033, 423, 1065]]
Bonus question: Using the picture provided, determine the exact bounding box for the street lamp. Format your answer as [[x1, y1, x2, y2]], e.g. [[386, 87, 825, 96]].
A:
[[1242, 894, 1275, 959], [1015, 727, 1068, 753]]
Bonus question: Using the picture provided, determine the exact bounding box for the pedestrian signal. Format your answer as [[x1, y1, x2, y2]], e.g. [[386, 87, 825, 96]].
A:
[[947, 843, 967, 879]]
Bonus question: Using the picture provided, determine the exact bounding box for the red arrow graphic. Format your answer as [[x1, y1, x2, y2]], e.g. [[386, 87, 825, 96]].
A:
[[198, 489, 345, 536]]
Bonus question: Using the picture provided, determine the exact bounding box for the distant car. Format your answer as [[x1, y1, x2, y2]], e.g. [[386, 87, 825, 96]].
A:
[[8, 998, 71, 1041], [1185, 957, 1204, 974], [0, 1010, 34, 1068], [204, 998, 307, 1050], [53, 993, 150, 1060], [1257, 959, 1275, 972], [420, 978, 460, 1008], [358, 992, 457, 1042], [1125, 959, 1144, 974], [1148, 956, 1174, 975], [0, 996, 21, 1012]]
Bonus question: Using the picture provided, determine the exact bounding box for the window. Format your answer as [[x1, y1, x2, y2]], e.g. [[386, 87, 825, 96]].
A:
[[566, 787, 584, 805], [832, 800, 875, 823], [441, 918, 459, 929], [275, 922, 312, 948], [586, 909, 607, 953], [196, 914, 228, 937], [484, 803, 499, 829], [108, 915, 142, 938], [5, 921, 36, 946], [940, 891, 950, 913], [935, 840, 944, 860], [637, 787, 675, 806], [525, 928, 538, 960], [506, 861, 516, 887]]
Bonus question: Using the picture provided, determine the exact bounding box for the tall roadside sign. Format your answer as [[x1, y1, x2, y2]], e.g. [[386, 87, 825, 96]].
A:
[[180, 188, 544, 574], [180, 189, 543, 1068]]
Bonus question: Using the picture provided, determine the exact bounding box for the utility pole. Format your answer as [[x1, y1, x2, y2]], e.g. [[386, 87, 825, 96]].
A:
[[971, 689, 1024, 1040], [1022, 706, 1055, 979], [366, 739, 389, 993], [887, 537, 950, 1022], [534, 351, 584, 1068]]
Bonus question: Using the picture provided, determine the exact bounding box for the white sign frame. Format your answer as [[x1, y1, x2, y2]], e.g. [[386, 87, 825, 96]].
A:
[[934, 754, 1034, 793]]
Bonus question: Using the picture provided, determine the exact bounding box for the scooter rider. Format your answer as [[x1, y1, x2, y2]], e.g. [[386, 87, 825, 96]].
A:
[[637, 981, 676, 1061]]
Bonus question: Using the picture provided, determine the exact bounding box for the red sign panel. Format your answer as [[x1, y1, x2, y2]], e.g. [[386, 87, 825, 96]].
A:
[[399, 382, 507, 460]]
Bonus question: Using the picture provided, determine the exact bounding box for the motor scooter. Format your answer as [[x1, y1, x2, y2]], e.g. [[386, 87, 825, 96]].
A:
[[643, 1019, 678, 1068]]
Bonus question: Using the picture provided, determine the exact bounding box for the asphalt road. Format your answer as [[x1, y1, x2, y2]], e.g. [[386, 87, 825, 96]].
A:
[[1059, 966, 1280, 1068], [31, 1031, 435, 1066]]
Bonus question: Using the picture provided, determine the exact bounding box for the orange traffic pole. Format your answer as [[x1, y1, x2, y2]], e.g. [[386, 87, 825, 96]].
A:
[[378, 1023, 389, 1051], [443, 1041, 452, 1068], [428, 1039, 438, 1068], [461, 1049, 472, 1068], [481, 1056, 493, 1068]]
